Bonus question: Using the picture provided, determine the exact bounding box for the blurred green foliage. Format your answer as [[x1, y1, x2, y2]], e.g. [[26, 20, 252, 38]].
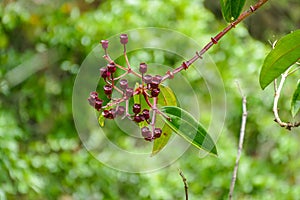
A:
[[0, 0, 300, 199]]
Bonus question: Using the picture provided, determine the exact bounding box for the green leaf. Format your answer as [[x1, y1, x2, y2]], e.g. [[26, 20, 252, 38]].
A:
[[152, 85, 177, 156], [161, 106, 218, 156], [291, 81, 300, 117], [220, 0, 246, 22], [259, 30, 300, 89], [98, 111, 105, 127]]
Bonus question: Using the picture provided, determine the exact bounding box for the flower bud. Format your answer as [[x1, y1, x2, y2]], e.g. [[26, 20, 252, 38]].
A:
[[120, 34, 128, 45]]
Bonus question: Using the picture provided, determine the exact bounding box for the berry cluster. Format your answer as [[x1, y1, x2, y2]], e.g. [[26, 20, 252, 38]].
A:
[[88, 34, 167, 141]]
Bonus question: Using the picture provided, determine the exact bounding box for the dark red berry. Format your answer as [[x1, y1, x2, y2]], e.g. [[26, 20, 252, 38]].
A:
[[109, 108, 117, 119], [133, 114, 145, 123], [103, 84, 113, 95], [100, 67, 110, 79], [120, 34, 128, 45], [154, 75, 162, 83], [153, 128, 162, 138], [100, 40, 109, 49], [139, 63, 147, 74], [90, 92, 98, 99], [141, 127, 152, 139], [150, 75, 162, 89], [132, 104, 141, 114], [94, 99, 103, 111], [107, 62, 116, 73], [125, 87, 133, 98], [102, 110, 110, 118], [151, 88, 160, 97], [143, 75, 152, 84], [117, 106, 125, 116], [142, 109, 150, 120], [119, 79, 128, 90]]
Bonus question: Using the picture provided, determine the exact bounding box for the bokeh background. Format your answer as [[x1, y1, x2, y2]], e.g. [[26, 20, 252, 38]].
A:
[[1, 0, 300, 199]]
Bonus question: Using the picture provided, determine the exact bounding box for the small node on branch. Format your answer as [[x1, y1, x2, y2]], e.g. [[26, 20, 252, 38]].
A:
[[166, 70, 174, 79], [211, 37, 218, 44], [196, 51, 203, 59], [250, 5, 255, 12], [182, 61, 189, 70]]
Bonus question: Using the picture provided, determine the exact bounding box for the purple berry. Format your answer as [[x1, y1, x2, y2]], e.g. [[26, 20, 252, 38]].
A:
[[120, 34, 128, 45], [132, 104, 141, 114], [117, 106, 125, 116], [100, 67, 110, 79], [90, 91, 98, 99], [102, 110, 110, 118], [103, 84, 113, 95], [94, 99, 103, 111], [125, 87, 133, 98], [154, 75, 162, 83], [151, 88, 160, 97], [107, 62, 116, 73], [100, 40, 109, 49], [153, 128, 162, 138], [143, 75, 152, 84], [109, 108, 117, 119], [139, 63, 147, 74], [142, 109, 150, 120], [141, 127, 152, 139], [133, 114, 145, 123], [119, 79, 128, 90]]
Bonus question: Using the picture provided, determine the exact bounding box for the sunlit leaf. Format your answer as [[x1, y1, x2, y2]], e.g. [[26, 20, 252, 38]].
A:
[[220, 0, 246, 22], [98, 111, 105, 127], [152, 85, 177, 156], [260, 30, 300, 89], [161, 106, 217, 156], [291, 81, 300, 117]]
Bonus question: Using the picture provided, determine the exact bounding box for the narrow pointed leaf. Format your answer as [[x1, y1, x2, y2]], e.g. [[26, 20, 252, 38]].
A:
[[161, 106, 217, 156], [152, 85, 177, 156], [220, 0, 246, 22], [291, 81, 300, 117], [260, 30, 300, 89]]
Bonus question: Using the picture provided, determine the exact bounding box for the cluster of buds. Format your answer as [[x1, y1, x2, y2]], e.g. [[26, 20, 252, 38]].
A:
[[88, 34, 168, 141]]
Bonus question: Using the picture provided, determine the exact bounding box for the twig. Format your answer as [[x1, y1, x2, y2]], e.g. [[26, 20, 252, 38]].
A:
[[273, 67, 300, 130], [161, 0, 269, 82], [178, 169, 188, 200], [228, 83, 248, 200]]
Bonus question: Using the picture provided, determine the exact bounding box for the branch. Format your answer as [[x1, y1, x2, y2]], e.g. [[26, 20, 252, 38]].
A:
[[273, 67, 300, 130], [162, 0, 269, 81], [228, 83, 248, 200], [178, 169, 188, 200]]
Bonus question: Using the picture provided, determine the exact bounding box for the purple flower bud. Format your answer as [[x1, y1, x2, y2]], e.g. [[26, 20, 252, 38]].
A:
[[153, 128, 162, 138], [141, 126, 152, 139], [139, 63, 147, 74], [132, 104, 141, 114], [100, 40, 109, 49], [107, 62, 116, 73], [117, 106, 125, 116], [100, 67, 110, 79], [120, 34, 128, 45], [119, 79, 128, 90], [143, 75, 152, 84], [90, 92, 98, 99], [94, 99, 103, 111], [103, 84, 113, 95], [142, 109, 150, 120], [125, 87, 133, 98], [151, 88, 160, 97]]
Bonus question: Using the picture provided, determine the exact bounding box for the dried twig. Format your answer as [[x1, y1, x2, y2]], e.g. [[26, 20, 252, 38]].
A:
[[228, 83, 248, 200], [178, 169, 188, 200]]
